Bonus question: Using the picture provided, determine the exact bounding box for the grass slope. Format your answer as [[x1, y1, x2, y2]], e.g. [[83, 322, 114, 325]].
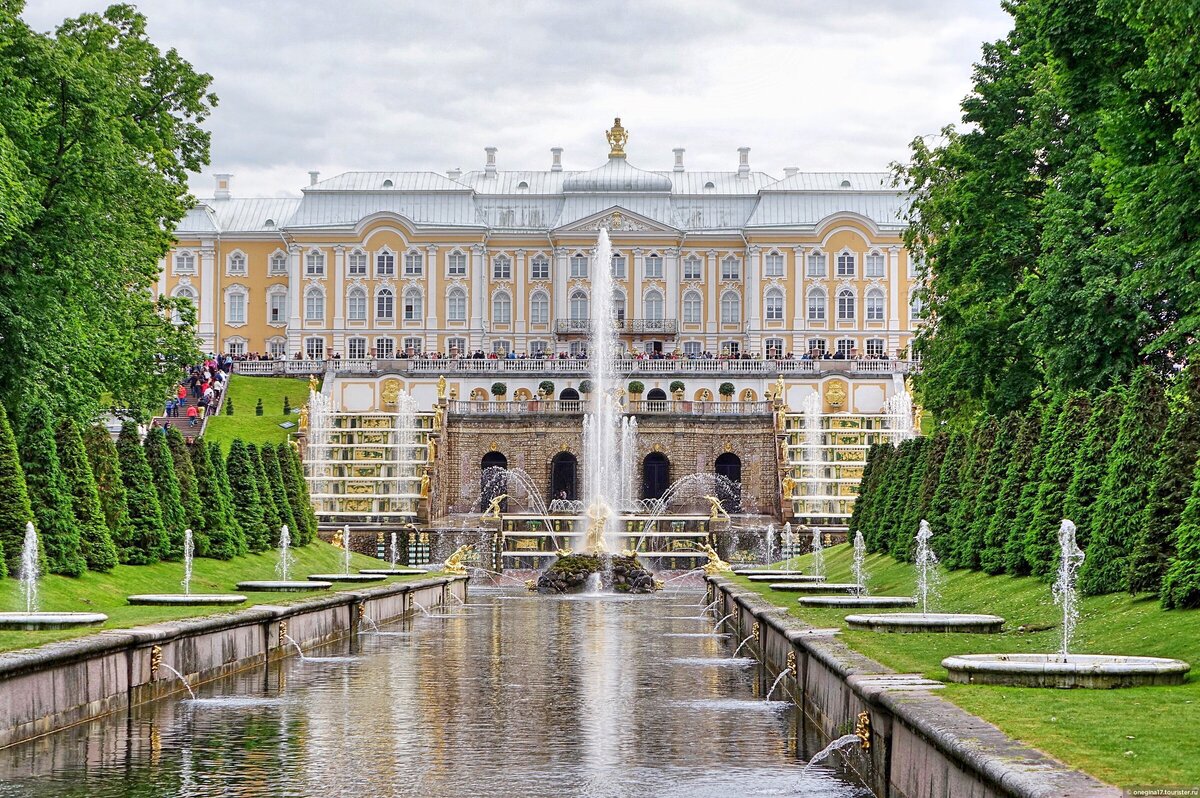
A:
[[204, 376, 311, 451], [737, 544, 1199, 788], [0, 540, 435, 652]]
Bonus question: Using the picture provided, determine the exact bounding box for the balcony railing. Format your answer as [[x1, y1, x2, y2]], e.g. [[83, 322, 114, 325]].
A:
[[448, 399, 772, 416], [553, 318, 678, 335], [233, 358, 915, 378]]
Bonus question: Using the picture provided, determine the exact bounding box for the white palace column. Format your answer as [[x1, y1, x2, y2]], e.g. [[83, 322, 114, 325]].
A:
[[792, 245, 806, 353], [705, 249, 718, 349], [514, 249, 526, 349], [425, 245, 440, 351], [553, 247, 569, 339], [287, 244, 303, 355], [664, 247, 680, 333], [470, 243, 486, 351], [746, 244, 762, 354], [631, 247, 643, 331], [198, 245, 216, 352], [888, 244, 901, 357], [332, 245, 346, 354]]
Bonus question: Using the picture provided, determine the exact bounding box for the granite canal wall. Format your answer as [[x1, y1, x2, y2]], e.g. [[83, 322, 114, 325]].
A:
[[0, 577, 465, 749], [706, 575, 1119, 798]]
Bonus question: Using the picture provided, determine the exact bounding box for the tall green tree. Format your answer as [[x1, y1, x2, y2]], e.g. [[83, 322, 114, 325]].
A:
[[55, 418, 117, 572], [958, 414, 1017, 571], [210, 441, 246, 555], [1161, 457, 1200, 610], [166, 427, 206, 554], [250, 444, 282, 543], [848, 443, 886, 534], [902, 431, 949, 551], [1005, 396, 1063, 575], [1079, 369, 1169, 595], [1025, 392, 1092, 578], [143, 427, 186, 560], [189, 438, 238, 559], [19, 402, 85, 576], [278, 443, 317, 546], [226, 440, 268, 553], [889, 437, 929, 562], [0, 402, 33, 577], [82, 424, 134, 564], [1062, 387, 1125, 552], [981, 407, 1041, 575], [1127, 365, 1200, 594], [114, 421, 168, 564], [925, 430, 967, 541], [944, 419, 996, 569], [261, 445, 295, 544], [0, 4, 214, 420]]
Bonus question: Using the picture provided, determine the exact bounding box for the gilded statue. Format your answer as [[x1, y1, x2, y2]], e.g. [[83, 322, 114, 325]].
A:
[[381, 378, 401, 406], [443, 544, 474, 575], [826, 380, 847, 408], [775, 375, 786, 404], [776, 407, 787, 431], [419, 468, 431, 499], [433, 405, 444, 431], [427, 437, 438, 462], [308, 374, 319, 393], [584, 501, 610, 554], [782, 475, 797, 499], [331, 529, 344, 549], [484, 494, 508, 520], [437, 375, 447, 400], [698, 543, 733, 575], [606, 117, 629, 158], [703, 495, 730, 522], [298, 404, 309, 431]]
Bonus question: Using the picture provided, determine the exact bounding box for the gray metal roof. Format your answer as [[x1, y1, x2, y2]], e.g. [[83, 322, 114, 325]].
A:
[[745, 192, 909, 229], [562, 157, 673, 193], [308, 171, 469, 193], [288, 193, 481, 229], [663, 171, 776, 195], [762, 172, 893, 192]]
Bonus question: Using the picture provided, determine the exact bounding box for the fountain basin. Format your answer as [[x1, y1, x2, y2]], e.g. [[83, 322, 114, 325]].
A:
[[745, 574, 825, 583], [733, 569, 810, 576], [797, 596, 916, 608], [768, 582, 861, 593], [237, 580, 332, 592], [126, 594, 247, 606], [359, 568, 429, 576], [846, 613, 1005, 633], [0, 612, 108, 630], [306, 574, 387, 583], [941, 653, 1191, 688]]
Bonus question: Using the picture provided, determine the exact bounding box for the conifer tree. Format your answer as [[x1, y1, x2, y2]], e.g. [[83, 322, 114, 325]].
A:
[[1161, 458, 1200, 609], [1062, 387, 1124, 551], [903, 431, 949, 548], [210, 441, 247, 555], [925, 430, 967, 543], [166, 427, 206, 552], [82, 424, 134, 565], [848, 443, 886, 534], [114, 421, 168, 564], [1005, 397, 1063, 575], [260, 445, 295, 543], [0, 403, 34, 578], [1080, 369, 1169, 595], [889, 436, 928, 561], [55, 418, 117, 572], [227, 440, 269, 553], [20, 403, 85, 576], [143, 427, 186, 561], [1128, 365, 1200, 593], [981, 407, 1041, 574], [280, 444, 318, 545], [250, 444, 283, 542], [863, 444, 900, 551], [945, 418, 997, 569], [1025, 392, 1093, 578], [960, 413, 1018, 572], [189, 438, 228, 559]]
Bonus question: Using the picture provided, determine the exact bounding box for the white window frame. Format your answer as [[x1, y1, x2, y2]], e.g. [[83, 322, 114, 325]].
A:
[[764, 251, 784, 278], [529, 290, 549, 325], [569, 290, 588, 322], [569, 254, 588, 279], [865, 250, 885, 278], [836, 250, 856, 278], [174, 251, 196, 275], [644, 253, 663, 279], [267, 337, 286, 358], [375, 337, 395, 359], [682, 340, 702, 356], [644, 289, 664, 321], [492, 255, 511, 280], [403, 287, 423, 321], [807, 288, 827, 322], [720, 290, 741, 325], [227, 250, 247, 276], [806, 251, 826, 278], [304, 286, 324, 322], [721, 255, 741, 281], [836, 338, 855, 357], [492, 291, 512, 325], [267, 286, 288, 325], [269, 250, 288, 276], [347, 287, 367, 322], [376, 287, 395, 321], [403, 336, 423, 355], [837, 289, 856, 321], [347, 249, 367, 276], [682, 291, 702, 324], [304, 337, 325, 360], [375, 249, 395, 277], [765, 288, 784, 321], [611, 253, 626, 279], [171, 284, 196, 325], [305, 249, 325, 277], [866, 338, 886, 358], [347, 337, 368, 359], [683, 255, 702, 280], [447, 250, 467, 277], [530, 255, 550, 281], [447, 288, 467, 322], [765, 337, 785, 359], [866, 288, 885, 322], [447, 337, 467, 356], [404, 250, 423, 277]]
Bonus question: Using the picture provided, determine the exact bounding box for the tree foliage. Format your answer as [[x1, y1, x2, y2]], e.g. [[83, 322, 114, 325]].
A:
[[19, 402, 85, 576], [279, 443, 317, 546], [0, 402, 32, 577], [1161, 458, 1200, 610], [1062, 387, 1124, 551], [226, 439, 268, 554], [143, 426, 186, 561], [114, 421, 167, 564], [55, 418, 117, 572], [260, 445, 295, 545], [166, 426, 206, 554], [1025, 392, 1091, 578]]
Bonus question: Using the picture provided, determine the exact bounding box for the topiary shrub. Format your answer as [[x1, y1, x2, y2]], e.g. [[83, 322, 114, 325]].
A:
[[143, 426, 186, 561], [114, 421, 168, 565], [1161, 458, 1200, 609], [55, 418, 117, 572], [538, 380, 555, 396], [255, 398, 263, 416], [579, 380, 593, 394], [283, 396, 291, 415], [20, 402, 86, 576], [718, 382, 735, 397], [225, 396, 233, 415], [627, 381, 645, 395], [226, 439, 269, 553], [491, 382, 507, 397], [669, 380, 685, 394]]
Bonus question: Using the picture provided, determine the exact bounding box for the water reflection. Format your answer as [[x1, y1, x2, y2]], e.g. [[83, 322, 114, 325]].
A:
[[0, 589, 869, 797]]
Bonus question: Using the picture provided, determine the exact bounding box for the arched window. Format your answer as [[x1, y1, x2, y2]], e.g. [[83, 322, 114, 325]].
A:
[[765, 288, 784, 321], [836, 250, 856, 277], [304, 286, 324, 321], [721, 256, 740, 280], [447, 250, 467, 276], [269, 251, 288, 275], [481, 452, 508, 512], [305, 249, 325, 276], [807, 288, 827, 321], [866, 288, 885, 322], [644, 289, 664, 321], [492, 255, 511, 279], [530, 255, 550, 280], [569, 253, 588, 279], [549, 452, 578, 501], [910, 291, 925, 321], [376, 287, 394, 320], [720, 291, 741, 325], [837, 289, 855, 321], [227, 251, 246, 275], [806, 250, 825, 277], [530, 290, 549, 325], [447, 288, 467, 322], [610, 253, 626, 278], [865, 249, 886, 277], [715, 453, 742, 513], [405, 250, 423, 277], [347, 287, 367, 321], [764, 251, 785, 277], [682, 291, 702, 324], [569, 290, 588, 322], [642, 452, 670, 500], [403, 287, 423, 321], [174, 251, 196, 274], [683, 255, 702, 280], [171, 285, 196, 325], [375, 249, 395, 277], [645, 253, 663, 278], [347, 249, 367, 276], [492, 291, 512, 324], [226, 286, 247, 325]]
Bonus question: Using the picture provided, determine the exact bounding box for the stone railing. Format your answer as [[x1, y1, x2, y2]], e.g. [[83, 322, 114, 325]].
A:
[[553, 318, 679, 335], [448, 398, 772, 417]]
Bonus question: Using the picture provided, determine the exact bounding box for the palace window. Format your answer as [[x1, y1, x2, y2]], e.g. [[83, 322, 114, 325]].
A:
[[765, 251, 785, 277], [348, 249, 367, 276], [611, 254, 626, 279], [304, 286, 324, 322], [226, 338, 246, 357], [493, 255, 511, 280], [530, 291, 549, 325], [682, 341, 702, 356], [228, 251, 246, 275], [403, 288, 423, 321], [269, 251, 288, 275], [376, 337, 395, 359], [720, 291, 741, 325], [305, 250, 325, 277], [570, 290, 588, 322], [765, 288, 784, 321], [808, 338, 827, 356], [347, 337, 367, 360], [866, 338, 886, 358], [530, 340, 550, 355], [806, 251, 825, 277], [613, 292, 626, 323], [171, 285, 196, 325], [492, 292, 512, 324], [375, 250, 395, 277], [569, 341, 587, 357], [807, 288, 826, 321], [837, 289, 855, 321], [722, 341, 741, 356], [570, 254, 588, 279], [683, 255, 702, 280], [682, 291, 702, 324], [765, 338, 784, 359], [267, 287, 288, 324], [304, 337, 325, 360], [492, 340, 511, 355], [644, 289, 664, 321], [376, 288, 394, 320], [910, 291, 925, 321], [645, 253, 663, 278], [174, 251, 196, 274], [530, 255, 550, 280], [448, 250, 467, 276], [404, 337, 423, 355], [347, 287, 367, 321], [866, 288, 885, 322], [268, 338, 286, 359], [721, 255, 741, 280], [865, 250, 885, 278], [404, 251, 423, 277], [447, 288, 467, 322], [837, 338, 855, 357], [836, 251, 856, 277], [447, 337, 466, 356]]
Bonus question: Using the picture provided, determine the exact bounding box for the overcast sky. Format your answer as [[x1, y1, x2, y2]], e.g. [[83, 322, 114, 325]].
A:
[[24, 0, 1013, 198]]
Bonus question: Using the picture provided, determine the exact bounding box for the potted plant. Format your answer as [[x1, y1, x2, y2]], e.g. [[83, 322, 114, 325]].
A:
[[718, 382, 736, 401], [627, 380, 645, 399], [669, 380, 685, 400], [538, 380, 555, 398], [491, 382, 507, 400]]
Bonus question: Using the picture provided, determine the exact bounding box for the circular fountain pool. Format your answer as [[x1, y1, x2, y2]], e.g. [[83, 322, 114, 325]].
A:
[[744, 574, 825, 583], [126, 594, 247, 606], [846, 612, 1005, 633], [768, 582, 861, 593], [359, 568, 429, 576], [797, 596, 916, 608], [941, 653, 1191, 688], [0, 612, 108, 630], [237, 580, 332, 592], [306, 573, 387, 583]]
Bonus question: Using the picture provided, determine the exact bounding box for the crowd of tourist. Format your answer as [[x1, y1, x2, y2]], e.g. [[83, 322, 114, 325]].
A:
[[163, 356, 233, 426], [227, 347, 907, 363]]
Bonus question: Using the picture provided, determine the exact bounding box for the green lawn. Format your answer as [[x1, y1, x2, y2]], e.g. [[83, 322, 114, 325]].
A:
[[204, 376, 314, 451], [738, 544, 1200, 789], [0, 540, 436, 653]]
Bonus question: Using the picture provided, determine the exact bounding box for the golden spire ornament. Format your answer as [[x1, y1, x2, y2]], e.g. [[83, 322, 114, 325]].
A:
[[606, 117, 629, 158]]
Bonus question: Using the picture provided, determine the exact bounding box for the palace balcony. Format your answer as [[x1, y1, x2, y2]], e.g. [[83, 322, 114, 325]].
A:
[[446, 399, 774, 416], [553, 318, 678, 336]]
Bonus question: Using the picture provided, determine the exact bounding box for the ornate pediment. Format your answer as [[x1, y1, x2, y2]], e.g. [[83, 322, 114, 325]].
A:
[[557, 206, 677, 235]]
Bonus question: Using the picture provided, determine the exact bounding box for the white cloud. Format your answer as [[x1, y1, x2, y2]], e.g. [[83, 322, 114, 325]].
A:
[[22, 0, 1012, 196]]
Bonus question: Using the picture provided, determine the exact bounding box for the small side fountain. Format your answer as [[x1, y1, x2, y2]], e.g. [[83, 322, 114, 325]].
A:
[[796, 530, 916, 608], [942, 520, 1191, 687], [846, 520, 1003, 632], [308, 526, 387, 583], [360, 528, 430, 576], [0, 522, 108, 629], [128, 528, 248, 606], [238, 525, 334, 592]]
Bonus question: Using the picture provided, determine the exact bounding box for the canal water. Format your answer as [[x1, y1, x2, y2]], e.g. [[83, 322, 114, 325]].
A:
[[0, 589, 869, 797]]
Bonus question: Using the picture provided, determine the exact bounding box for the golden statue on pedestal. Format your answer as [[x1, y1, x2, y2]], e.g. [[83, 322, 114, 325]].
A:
[[443, 544, 474, 575], [698, 543, 733, 575], [606, 117, 629, 158], [437, 375, 447, 400], [309, 374, 319, 393], [298, 404, 309, 431], [584, 502, 610, 554], [419, 468, 431, 499], [432, 404, 443, 431], [484, 494, 508, 520], [703, 495, 730, 522], [782, 475, 797, 499]]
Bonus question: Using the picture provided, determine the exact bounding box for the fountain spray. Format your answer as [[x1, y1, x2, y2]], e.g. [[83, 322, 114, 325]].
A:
[[20, 522, 39, 613], [810, 526, 824, 580], [389, 532, 399, 568], [1052, 519, 1085, 659], [276, 525, 294, 581], [581, 227, 621, 554], [913, 520, 941, 614], [851, 531, 868, 597], [181, 529, 193, 596], [342, 525, 352, 576]]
